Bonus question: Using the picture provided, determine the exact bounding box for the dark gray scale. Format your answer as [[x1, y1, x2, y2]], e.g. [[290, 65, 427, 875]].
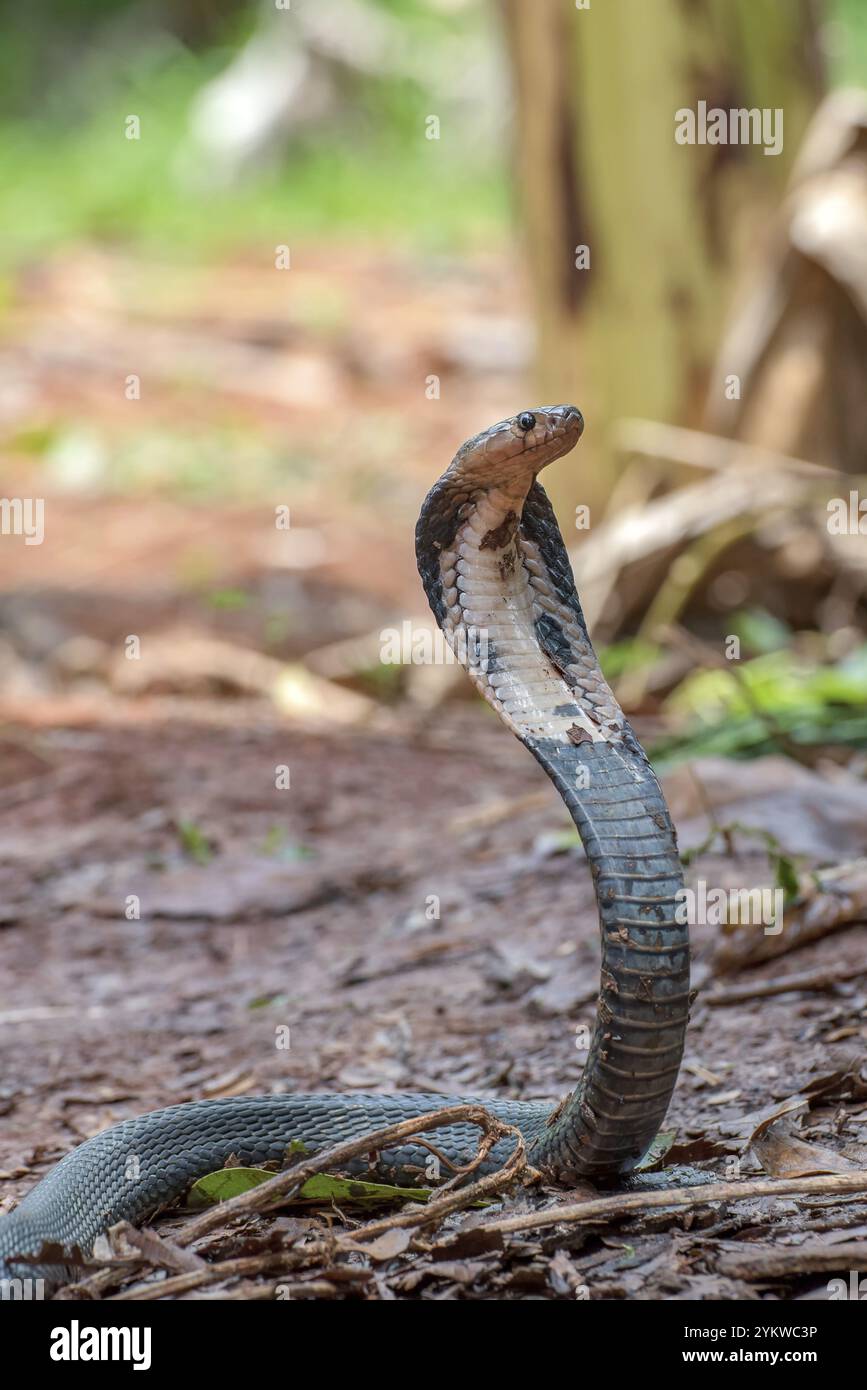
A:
[[534, 611, 581, 688], [479, 639, 502, 675], [520, 480, 591, 634], [415, 477, 474, 623]]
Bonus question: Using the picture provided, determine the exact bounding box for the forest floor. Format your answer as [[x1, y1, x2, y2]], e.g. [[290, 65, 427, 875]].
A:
[[2, 690, 867, 1300], [1, 247, 867, 1300]]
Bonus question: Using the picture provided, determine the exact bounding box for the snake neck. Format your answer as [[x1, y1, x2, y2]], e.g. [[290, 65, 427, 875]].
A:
[[417, 467, 625, 746]]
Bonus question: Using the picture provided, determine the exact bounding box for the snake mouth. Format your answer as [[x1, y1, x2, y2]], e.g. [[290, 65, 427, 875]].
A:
[[511, 403, 584, 471]]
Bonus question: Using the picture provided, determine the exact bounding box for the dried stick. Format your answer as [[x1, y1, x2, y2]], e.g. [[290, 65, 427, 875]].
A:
[[707, 961, 867, 1005], [478, 1170, 867, 1238]]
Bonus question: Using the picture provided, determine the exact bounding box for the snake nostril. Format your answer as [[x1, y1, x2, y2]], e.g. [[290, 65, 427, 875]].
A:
[[518, 411, 536, 432]]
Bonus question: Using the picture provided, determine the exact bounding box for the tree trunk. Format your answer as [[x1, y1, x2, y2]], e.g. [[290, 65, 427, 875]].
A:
[[500, 0, 824, 521]]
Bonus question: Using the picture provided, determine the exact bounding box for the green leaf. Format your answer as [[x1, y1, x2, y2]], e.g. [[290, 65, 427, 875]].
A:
[[258, 826, 314, 860], [177, 820, 212, 865], [246, 991, 289, 1010], [207, 588, 250, 611], [599, 638, 661, 682], [188, 1166, 275, 1207], [772, 851, 801, 907], [187, 1165, 433, 1210], [730, 607, 791, 655], [298, 1173, 433, 1205]]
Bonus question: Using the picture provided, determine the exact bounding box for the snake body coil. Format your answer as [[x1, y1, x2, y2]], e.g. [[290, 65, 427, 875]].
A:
[[0, 406, 689, 1286]]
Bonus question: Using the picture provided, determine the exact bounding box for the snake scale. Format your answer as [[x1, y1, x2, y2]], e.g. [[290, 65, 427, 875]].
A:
[[0, 405, 690, 1287]]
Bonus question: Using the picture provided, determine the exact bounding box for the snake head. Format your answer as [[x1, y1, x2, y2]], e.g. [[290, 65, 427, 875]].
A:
[[452, 404, 584, 489], [513, 404, 584, 453]]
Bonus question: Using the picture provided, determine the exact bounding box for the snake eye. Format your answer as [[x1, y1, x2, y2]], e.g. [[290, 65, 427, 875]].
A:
[[518, 411, 536, 432]]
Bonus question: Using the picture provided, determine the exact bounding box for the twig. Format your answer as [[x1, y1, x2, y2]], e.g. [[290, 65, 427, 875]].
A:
[[449, 790, 550, 834], [111, 1255, 352, 1302], [614, 419, 836, 480], [717, 1241, 867, 1279], [475, 1171, 867, 1238], [706, 961, 867, 1005], [334, 1125, 529, 1243]]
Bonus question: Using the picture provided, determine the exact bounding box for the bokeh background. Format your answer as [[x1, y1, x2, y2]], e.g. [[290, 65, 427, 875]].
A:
[[1, 0, 866, 765]]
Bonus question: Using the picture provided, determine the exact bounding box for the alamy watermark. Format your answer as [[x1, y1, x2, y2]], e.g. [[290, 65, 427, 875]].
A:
[[828, 492, 867, 534], [380, 620, 489, 669], [676, 880, 783, 934], [675, 101, 783, 157], [50, 1319, 151, 1370], [1, 1275, 46, 1300], [0, 497, 44, 545], [828, 1272, 867, 1300]]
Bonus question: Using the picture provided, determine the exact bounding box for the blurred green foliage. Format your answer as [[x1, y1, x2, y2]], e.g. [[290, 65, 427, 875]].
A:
[[0, 0, 506, 263], [12, 418, 312, 498], [0, 0, 862, 265], [835, 0, 867, 83], [652, 642, 867, 766]]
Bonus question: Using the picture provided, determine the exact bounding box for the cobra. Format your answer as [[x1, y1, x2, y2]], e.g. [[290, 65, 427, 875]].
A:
[[0, 406, 689, 1286]]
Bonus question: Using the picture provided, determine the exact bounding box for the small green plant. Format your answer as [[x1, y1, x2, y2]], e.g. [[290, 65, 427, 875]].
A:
[[177, 819, 213, 866]]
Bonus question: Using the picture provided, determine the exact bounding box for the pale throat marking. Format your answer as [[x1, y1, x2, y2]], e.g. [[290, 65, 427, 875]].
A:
[[437, 482, 618, 746]]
